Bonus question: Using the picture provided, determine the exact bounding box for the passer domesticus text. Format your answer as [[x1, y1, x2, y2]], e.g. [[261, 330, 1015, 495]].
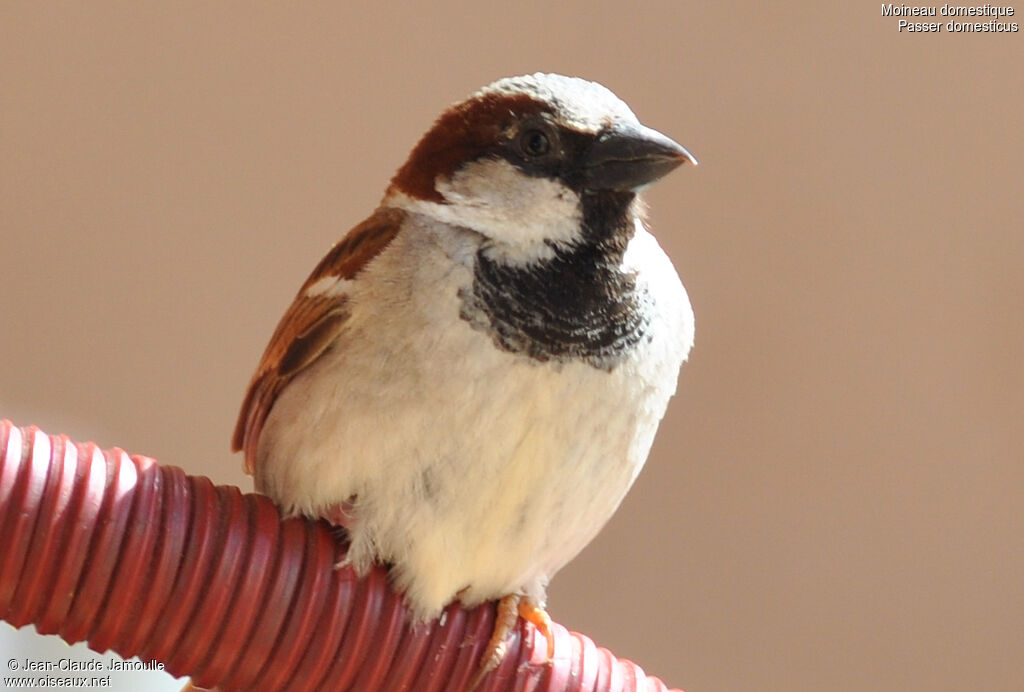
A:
[[233, 72, 697, 680]]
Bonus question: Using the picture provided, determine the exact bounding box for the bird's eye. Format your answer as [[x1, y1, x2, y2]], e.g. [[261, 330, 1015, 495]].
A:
[[519, 128, 551, 158]]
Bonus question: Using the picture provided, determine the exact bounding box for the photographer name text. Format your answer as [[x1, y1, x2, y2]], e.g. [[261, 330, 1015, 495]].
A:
[[9, 658, 164, 672]]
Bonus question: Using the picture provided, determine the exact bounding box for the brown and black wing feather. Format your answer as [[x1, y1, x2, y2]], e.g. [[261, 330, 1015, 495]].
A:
[[232, 207, 405, 474]]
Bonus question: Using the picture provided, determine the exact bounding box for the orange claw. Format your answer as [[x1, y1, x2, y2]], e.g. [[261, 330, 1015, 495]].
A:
[[518, 599, 555, 659], [469, 594, 555, 689]]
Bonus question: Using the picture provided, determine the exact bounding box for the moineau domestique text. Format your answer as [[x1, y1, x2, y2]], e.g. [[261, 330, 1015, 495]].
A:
[[882, 4, 1014, 16]]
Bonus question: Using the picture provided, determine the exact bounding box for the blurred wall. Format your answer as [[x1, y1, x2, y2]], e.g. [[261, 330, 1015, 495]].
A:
[[1, 4, 1021, 691]]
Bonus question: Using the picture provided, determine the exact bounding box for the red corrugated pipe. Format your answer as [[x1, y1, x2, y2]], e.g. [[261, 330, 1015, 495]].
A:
[[0, 420, 684, 691]]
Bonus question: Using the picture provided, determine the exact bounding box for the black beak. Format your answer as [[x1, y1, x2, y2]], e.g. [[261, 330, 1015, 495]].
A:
[[582, 124, 697, 192]]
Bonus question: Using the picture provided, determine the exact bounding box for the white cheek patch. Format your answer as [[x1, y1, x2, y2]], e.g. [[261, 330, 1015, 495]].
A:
[[430, 159, 583, 262]]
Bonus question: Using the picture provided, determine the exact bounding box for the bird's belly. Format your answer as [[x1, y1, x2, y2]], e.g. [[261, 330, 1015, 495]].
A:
[[256, 223, 690, 617], [258, 309, 674, 616]]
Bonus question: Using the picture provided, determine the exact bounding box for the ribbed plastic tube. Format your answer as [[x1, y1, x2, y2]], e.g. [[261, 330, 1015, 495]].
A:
[[0, 420, 682, 691]]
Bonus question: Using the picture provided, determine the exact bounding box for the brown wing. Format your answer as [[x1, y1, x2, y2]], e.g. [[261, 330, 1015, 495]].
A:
[[232, 206, 405, 474]]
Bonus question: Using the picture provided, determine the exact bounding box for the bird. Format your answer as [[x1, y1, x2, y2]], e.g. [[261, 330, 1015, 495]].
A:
[[232, 72, 697, 682]]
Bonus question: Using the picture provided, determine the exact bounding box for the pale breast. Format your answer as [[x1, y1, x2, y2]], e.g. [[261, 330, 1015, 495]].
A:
[[256, 215, 693, 616]]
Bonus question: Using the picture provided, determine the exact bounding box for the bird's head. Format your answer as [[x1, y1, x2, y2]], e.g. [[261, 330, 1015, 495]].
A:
[[385, 73, 696, 263]]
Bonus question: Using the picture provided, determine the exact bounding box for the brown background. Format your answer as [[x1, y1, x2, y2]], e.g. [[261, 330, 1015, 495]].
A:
[[2, 4, 1022, 691]]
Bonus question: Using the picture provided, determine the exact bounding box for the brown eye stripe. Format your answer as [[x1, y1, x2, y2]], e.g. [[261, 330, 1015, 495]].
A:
[[389, 93, 547, 203]]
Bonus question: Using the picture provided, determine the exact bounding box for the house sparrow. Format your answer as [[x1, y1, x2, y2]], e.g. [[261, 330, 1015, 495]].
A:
[[233, 73, 697, 680]]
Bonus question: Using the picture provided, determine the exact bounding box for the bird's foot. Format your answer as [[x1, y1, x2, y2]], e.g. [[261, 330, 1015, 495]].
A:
[[469, 594, 553, 689], [517, 599, 554, 659], [324, 501, 356, 569]]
